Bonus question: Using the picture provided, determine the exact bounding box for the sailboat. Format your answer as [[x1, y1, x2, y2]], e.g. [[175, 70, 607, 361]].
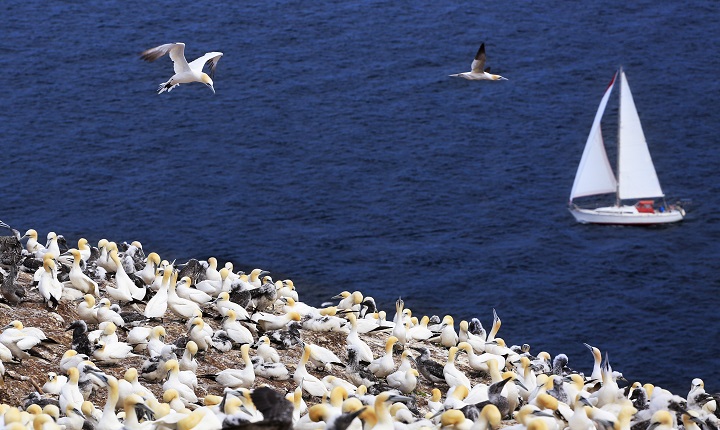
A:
[[568, 69, 685, 225]]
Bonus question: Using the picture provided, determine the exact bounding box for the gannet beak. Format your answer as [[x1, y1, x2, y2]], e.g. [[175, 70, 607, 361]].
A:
[[206, 83, 215, 94]]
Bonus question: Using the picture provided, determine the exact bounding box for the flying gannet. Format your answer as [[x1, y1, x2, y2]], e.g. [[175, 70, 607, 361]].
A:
[[449, 42, 508, 81], [140, 42, 223, 94]]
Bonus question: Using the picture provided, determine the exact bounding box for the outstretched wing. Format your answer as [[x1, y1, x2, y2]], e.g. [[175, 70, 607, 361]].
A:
[[189, 52, 223, 78], [470, 43, 486, 73], [140, 43, 190, 74]]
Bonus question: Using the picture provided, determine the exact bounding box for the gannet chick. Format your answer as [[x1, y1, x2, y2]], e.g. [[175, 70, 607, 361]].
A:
[[368, 336, 399, 378], [66, 320, 93, 356], [140, 42, 223, 94], [449, 42, 508, 81], [250, 276, 279, 312], [410, 346, 445, 384]]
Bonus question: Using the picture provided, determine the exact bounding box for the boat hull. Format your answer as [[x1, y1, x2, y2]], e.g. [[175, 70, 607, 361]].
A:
[[569, 205, 684, 225]]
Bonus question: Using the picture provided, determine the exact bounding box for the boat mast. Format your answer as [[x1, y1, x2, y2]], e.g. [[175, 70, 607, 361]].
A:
[[615, 67, 623, 207]]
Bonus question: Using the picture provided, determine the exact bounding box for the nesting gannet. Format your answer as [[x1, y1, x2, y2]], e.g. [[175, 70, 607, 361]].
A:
[[109, 249, 145, 301], [59, 368, 85, 417], [252, 310, 301, 331], [255, 335, 280, 363], [0, 321, 50, 361], [305, 342, 345, 371], [94, 298, 125, 327], [294, 345, 330, 397], [429, 315, 458, 348], [199, 344, 255, 389], [457, 341, 506, 373], [220, 309, 254, 345], [144, 268, 171, 319], [92, 340, 136, 364], [162, 360, 199, 407], [406, 315, 433, 342], [141, 42, 223, 94], [346, 313, 373, 363], [38, 258, 63, 308], [179, 340, 199, 373], [459, 320, 486, 353], [368, 336, 399, 378], [42, 372, 68, 395], [187, 317, 214, 351], [68, 249, 99, 296], [168, 272, 202, 320], [176, 276, 213, 305], [444, 346, 471, 390], [387, 366, 419, 395], [449, 42, 508, 81]]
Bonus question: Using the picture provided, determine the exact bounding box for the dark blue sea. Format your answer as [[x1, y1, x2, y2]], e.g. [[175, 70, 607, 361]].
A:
[[2, 1, 718, 394]]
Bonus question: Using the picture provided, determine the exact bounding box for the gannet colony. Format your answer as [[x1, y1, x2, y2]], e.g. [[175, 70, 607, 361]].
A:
[[0, 224, 716, 430]]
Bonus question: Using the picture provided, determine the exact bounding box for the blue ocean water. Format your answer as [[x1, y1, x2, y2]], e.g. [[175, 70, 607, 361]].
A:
[[1, 1, 719, 394]]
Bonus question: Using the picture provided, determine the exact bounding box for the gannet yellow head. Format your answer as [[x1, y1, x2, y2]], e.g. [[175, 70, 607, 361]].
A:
[[200, 73, 215, 94]]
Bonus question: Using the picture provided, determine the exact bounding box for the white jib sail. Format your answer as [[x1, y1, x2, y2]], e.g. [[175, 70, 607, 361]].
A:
[[617, 71, 664, 200], [570, 74, 618, 201]]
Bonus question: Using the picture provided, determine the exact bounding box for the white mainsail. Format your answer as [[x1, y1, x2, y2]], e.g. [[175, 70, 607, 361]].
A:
[[569, 74, 618, 201], [617, 71, 664, 200]]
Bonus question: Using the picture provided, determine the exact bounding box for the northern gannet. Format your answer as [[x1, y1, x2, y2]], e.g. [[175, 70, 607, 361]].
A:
[[294, 345, 330, 397], [42, 372, 68, 395], [449, 42, 508, 81], [68, 249, 99, 296], [38, 258, 63, 309], [221, 309, 255, 345], [144, 268, 171, 319], [368, 336, 399, 378], [255, 335, 280, 363], [444, 346, 471, 390], [140, 42, 223, 94], [346, 313, 373, 363], [199, 344, 255, 389]]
